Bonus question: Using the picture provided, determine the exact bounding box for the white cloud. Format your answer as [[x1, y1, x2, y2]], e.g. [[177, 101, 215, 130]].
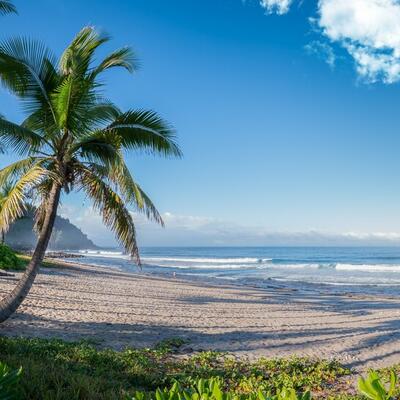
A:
[[259, 0, 293, 14], [59, 205, 400, 247], [317, 0, 400, 83], [255, 0, 400, 83]]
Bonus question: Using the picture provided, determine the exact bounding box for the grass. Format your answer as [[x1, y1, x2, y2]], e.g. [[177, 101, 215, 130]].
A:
[[1, 335, 394, 400], [0, 248, 61, 272], [15, 254, 62, 269]]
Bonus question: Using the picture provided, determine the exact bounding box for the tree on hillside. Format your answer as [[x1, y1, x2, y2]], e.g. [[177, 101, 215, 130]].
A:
[[0, 27, 181, 322]]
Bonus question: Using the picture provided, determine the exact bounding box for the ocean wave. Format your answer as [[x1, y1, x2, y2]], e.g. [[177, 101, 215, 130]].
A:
[[269, 263, 400, 273], [77, 250, 129, 259], [142, 263, 263, 270], [141, 257, 272, 264], [335, 263, 400, 272]]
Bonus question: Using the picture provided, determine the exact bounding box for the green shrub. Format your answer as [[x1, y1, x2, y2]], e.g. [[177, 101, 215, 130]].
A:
[[358, 370, 397, 400], [129, 378, 311, 400], [0, 337, 349, 399], [0, 361, 22, 400], [0, 245, 24, 271], [1, 336, 400, 399]]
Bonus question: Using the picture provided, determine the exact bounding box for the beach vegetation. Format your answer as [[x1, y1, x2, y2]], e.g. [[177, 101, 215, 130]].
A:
[[0, 27, 181, 322], [0, 360, 21, 400], [0, 244, 24, 271], [128, 377, 312, 400], [357, 370, 397, 400], [0, 336, 387, 400]]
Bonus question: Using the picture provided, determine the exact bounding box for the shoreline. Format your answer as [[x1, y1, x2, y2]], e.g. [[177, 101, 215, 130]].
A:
[[1, 259, 400, 371]]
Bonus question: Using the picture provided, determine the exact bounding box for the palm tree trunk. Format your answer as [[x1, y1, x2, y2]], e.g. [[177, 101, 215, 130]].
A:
[[0, 183, 61, 323]]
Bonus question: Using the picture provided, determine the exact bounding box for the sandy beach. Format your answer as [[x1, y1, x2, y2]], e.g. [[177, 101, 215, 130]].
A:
[[1, 261, 400, 371]]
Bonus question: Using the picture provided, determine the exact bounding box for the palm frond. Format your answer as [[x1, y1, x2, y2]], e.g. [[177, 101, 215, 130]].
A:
[[103, 109, 182, 157], [0, 157, 44, 187], [110, 161, 164, 225], [71, 134, 118, 164], [0, 37, 59, 119], [59, 27, 110, 76], [77, 165, 140, 264], [0, 116, 46, 154], [0, 0, 16, 15], [51, 75, 108, 135], [82, 100, 121, 128], [21, 108, 58, 138], [89, 47, 138, 79], [0, 164, 50, 232], [85, 159, 163, 225]]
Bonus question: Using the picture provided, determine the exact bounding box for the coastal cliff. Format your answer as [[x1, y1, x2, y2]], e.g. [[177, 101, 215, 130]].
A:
[[4, 213, 97, 250]]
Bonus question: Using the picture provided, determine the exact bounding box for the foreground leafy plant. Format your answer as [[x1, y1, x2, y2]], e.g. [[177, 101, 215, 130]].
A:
[[358, 370, 397, 400], [129, 378, 312, 400], [0, 361, 22, 400]]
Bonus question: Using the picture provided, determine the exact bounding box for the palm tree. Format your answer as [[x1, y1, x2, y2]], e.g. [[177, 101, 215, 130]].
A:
[[0, 0, 16, 15], [0, 27, 181, 323]]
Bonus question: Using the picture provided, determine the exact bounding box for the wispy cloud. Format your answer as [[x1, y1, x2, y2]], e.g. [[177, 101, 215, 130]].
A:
[[259, 0, 293, 15], [257, 0, 400, 83], [59, 205, 400, 247], [304, 40, 336, 68]]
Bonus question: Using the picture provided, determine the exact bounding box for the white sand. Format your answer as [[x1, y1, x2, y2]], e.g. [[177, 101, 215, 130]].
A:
[[1, 261, 400, 371]]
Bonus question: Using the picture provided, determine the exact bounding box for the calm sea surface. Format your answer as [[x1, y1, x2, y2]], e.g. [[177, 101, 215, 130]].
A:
[[66, 247, 400, 295]]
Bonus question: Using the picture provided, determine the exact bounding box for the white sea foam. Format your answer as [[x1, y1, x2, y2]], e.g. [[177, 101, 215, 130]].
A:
[[78, 250, 129, 259], [141, 257, 271, 264], [143, 263, 259, 270], [335, 263, 400, 272]]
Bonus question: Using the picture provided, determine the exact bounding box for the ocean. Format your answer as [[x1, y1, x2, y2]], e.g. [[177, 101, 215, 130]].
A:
[[68, 247, 400, 295]]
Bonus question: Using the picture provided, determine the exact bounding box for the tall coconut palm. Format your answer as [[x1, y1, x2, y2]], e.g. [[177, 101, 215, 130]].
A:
[[0, 27, 181, 322], [0, 0, 16, 15]]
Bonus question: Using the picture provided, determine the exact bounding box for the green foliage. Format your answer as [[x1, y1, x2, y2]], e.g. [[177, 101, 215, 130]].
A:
[[2, 336, 400, 400], [358, 370, 397, 400], [167, 351, 349, 394], [0, 244, 24, 270], [0, 337, 351, 400], [0, 0, 17, 16], [129, 378, 311, 400], [0, 361, 22, 400]]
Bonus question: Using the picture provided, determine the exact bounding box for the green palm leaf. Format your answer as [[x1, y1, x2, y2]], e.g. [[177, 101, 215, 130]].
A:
[[77, 165, 141, 264], [0, 164, 50, 232], [0, 0, 16, 15], [0, 37, 59, 119], [89, 47, 138, 79], [103, 109, 182, 157], [0, 116, 46, 154]]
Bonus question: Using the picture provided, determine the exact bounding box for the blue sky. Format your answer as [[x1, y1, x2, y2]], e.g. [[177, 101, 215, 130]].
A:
[[2, 0, 400, 246]]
